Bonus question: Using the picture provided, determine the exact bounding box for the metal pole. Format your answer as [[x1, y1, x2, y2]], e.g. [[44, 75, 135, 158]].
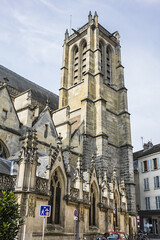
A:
[[42, 217, 45, 240], [74, 219, 75, 240]]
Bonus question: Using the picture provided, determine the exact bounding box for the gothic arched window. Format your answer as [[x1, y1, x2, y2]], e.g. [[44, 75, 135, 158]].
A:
[[89, 184, 96, 226], [55, 181, 61, 224], [73, 46, 79, 84], [48, 171, 61, 225], [81, 41, 87, 80], [99, 42, 104, 73], [106, 47, 111, 83], [0, 140, 9, 159]]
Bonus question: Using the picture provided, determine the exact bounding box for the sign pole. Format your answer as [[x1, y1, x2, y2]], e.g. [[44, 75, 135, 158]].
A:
[[74, 219, 76, 240], [42, 216, 45, 240]]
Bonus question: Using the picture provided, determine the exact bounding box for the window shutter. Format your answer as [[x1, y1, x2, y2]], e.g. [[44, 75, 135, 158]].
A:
[[147, 178, 149, 190], [157, 158, 160, 169], [158, 196, 160, 209], [156, 196, 158, 209], [159, 176, 160, 188], [147, 160, 150, 171], [141, 162, 144, 173], [144, 179, 146, 190], [150, 159, 153, 170], [154, 177, 157, 189]]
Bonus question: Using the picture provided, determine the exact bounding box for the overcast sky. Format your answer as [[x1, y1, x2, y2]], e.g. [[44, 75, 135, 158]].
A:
[[0, 0, 160, 152]]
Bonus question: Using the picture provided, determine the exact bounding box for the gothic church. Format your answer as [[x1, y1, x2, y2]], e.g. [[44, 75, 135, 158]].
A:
[[0, 12, 137, 240]]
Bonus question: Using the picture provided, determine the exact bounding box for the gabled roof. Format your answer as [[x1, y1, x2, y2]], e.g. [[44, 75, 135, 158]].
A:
[[133, 144, 160, 160], [32, 106, 57, 139], [0, 65, 59, 110]]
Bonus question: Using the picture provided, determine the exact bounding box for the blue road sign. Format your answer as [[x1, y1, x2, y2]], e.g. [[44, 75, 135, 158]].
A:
[[74, 209, 78, 216], [40, 205, 51, 217]]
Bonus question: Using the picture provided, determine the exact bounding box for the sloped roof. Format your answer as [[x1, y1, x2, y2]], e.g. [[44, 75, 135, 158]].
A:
[[0, 158, 11, 174], [133, 144, 160, 160], [0, 65, 59, 110]]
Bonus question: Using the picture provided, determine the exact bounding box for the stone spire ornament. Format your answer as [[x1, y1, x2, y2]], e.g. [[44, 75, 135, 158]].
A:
[[65, 29, 69, 40], [94, 11, 98, 27], [88, 11, 92, 23]]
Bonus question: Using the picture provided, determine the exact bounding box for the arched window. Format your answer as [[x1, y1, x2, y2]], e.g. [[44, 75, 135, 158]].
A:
[[99, 42, 103, 73], [73, 46, 79, 84], [0, 140, 9, 158], [48, 171, 61, 225], [89, 184, 96, 226], [81, 41, 87, 80], [113, 191, 119, 229], [106, 47, 111, 83]]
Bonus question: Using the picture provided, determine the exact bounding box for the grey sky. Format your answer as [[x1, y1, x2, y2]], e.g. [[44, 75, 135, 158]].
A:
[[0, 0, 160, 151]]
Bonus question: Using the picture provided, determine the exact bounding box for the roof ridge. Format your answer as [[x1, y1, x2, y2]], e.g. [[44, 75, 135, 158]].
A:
[[0, 64, 58, 98]]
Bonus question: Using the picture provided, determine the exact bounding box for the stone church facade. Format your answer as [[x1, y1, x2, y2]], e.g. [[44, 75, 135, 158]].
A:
[[0, 12, 137, 240]]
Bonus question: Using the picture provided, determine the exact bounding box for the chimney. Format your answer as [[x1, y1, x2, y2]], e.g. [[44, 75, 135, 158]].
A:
[[143, 141, 153, 151]]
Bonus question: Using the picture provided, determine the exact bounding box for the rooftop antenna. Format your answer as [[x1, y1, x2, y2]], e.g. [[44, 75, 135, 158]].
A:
[[70, 15, 72, 35], [141, 137, 143, 148]]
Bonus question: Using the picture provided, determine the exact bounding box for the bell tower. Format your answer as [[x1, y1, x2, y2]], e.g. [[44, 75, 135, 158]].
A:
[[53, 12, 136, 213]]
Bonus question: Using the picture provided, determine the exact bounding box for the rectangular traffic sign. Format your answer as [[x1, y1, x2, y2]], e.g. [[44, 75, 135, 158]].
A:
[[40, 205, 51, 217]]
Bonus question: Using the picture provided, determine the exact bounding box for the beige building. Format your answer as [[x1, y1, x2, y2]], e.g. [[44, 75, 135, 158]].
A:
[[0, 12, 137, 240], [134, 142, 160, 237]]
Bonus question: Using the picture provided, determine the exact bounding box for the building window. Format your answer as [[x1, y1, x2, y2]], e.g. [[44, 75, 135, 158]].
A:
[[0, 140, 9, 159], [153, 158, 160, 169], [55, 182, 61, 224], [73, 46, 79, 84], [141, 160, 150, 172], [155, 196, 160, 209], [89, 184, 96, 226], [154, 176, 160, 189], [145, 197, 150, 210], [81, 41, 87, 80], [144, 161, 148, 172], [48, 171, 61, 225], [44, 124, 48, 138], [144, 178, 149, 190], [2, 109, 8, 120], [106, 47, 111, 83], [99, 42, 103, 73]]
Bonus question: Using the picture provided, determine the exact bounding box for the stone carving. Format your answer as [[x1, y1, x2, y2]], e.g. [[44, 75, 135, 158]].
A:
[[79, 206, 84, 221], [0, 173, 16, 190], [70, 187, 79, 200], [28, 196, 36, 217], [35, 177, 48, 195], [102, 197, 108, 207], [83, 191, 89, 203], [20, 194, 28, 217], [19, 129, 38, 164]]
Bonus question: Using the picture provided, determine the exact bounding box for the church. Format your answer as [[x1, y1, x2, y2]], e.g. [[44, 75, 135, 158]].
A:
[[0, 12, 137, 240]]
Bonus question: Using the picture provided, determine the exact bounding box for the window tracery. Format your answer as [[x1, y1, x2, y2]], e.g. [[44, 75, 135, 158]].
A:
[[0, 140, 9, 159], [81, 41, 87, 80], [48, 170, 61, 225], [106, 47, 111, 83], [99, 42, 104, 73], [73, 46, 79, 84], [89, 183, 96, 226]]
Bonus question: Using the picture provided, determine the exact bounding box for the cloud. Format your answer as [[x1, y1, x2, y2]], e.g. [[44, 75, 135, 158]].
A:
[[136, 0, 160, 3], [39, 0, 69, 14]]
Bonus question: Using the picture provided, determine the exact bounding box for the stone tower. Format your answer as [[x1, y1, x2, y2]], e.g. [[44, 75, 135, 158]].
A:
[[53, 12, 136, 213]]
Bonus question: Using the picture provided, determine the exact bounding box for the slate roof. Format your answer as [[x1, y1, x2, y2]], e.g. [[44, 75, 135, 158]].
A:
[[0, 158, 11, 174], [133, 144, 160, 160], [0, 65, 59, 110]]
